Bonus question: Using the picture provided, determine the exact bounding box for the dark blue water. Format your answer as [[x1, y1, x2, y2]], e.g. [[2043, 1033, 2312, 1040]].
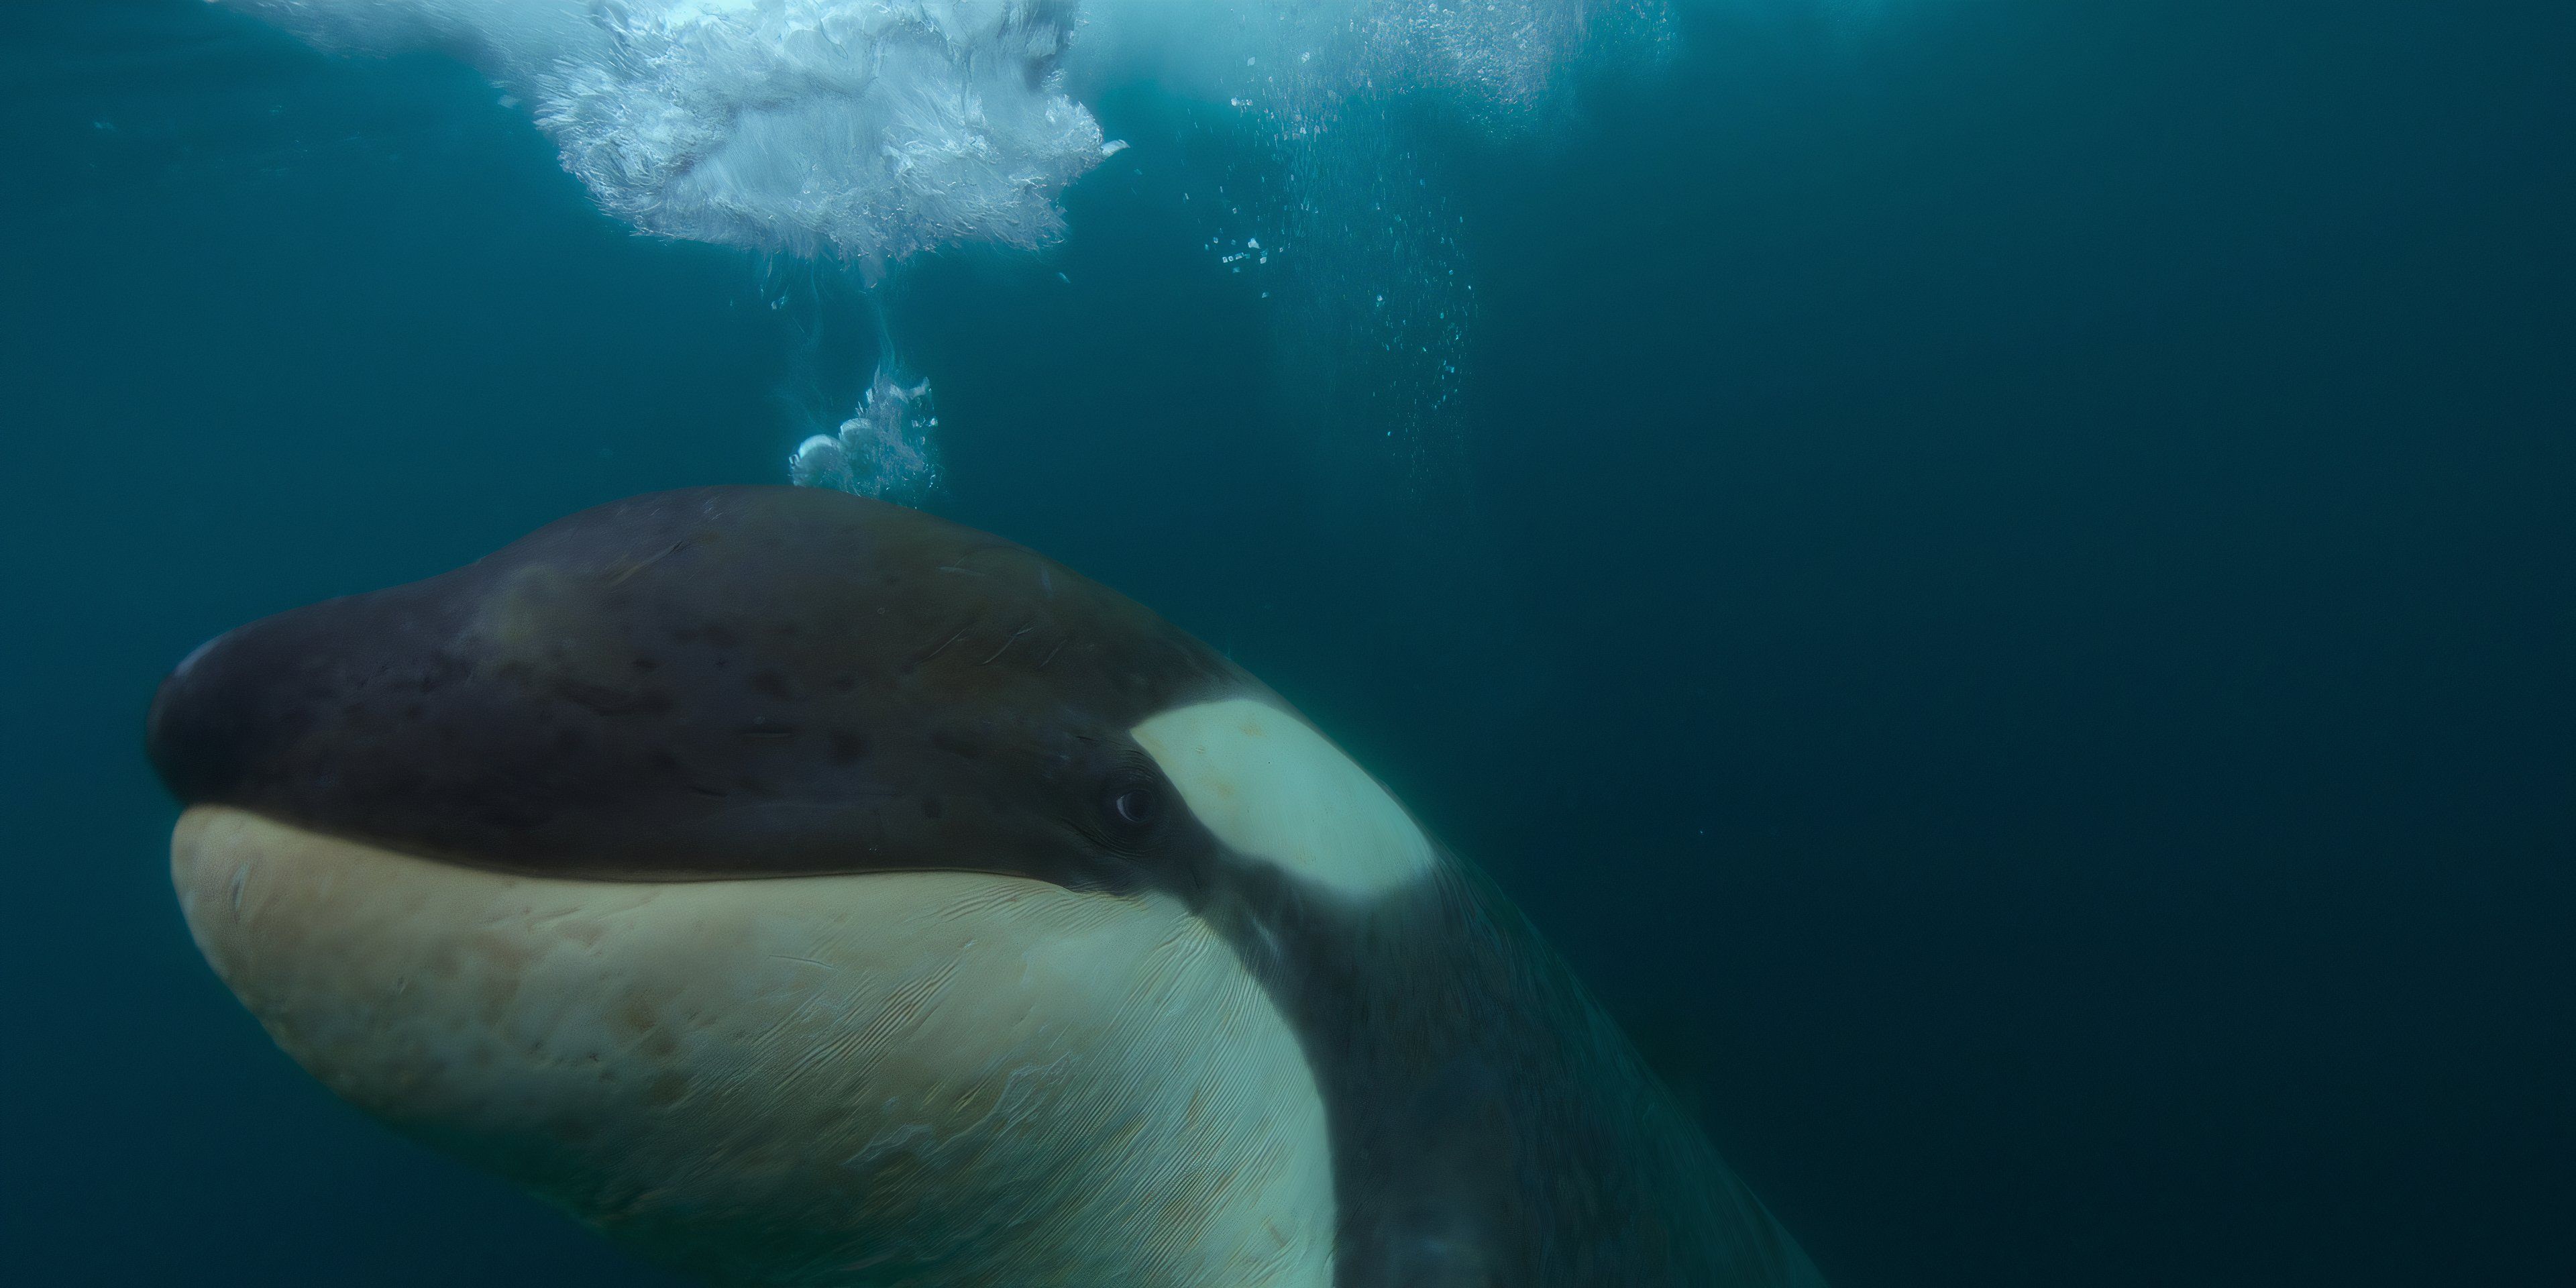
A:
[[5, 2, 2571, 1283]]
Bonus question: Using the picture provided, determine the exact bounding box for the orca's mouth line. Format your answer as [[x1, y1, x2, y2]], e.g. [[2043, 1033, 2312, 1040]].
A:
[[178, 805, 928, 888], [201, 803, 1116, 892]]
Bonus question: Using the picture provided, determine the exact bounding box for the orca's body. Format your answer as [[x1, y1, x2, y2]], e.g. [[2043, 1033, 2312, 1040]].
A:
[[152, 487, 1823, 1287]]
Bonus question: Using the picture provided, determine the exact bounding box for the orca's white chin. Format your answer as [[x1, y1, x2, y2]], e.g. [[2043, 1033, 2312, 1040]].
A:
[[172, 804, 1338, 1287]]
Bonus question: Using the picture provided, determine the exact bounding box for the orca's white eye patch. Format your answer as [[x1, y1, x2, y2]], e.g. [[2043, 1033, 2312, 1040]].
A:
[[1130, 698, 1435, 898]]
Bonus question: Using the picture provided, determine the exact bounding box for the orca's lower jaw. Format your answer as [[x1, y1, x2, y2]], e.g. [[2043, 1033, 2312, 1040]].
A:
[[172, 805, 1342, 1287]]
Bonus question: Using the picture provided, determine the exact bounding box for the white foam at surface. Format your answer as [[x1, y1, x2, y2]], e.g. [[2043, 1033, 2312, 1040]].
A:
[[220, 0, 1104, 267], [219, 0, 1668, 265], [1075, 0, 1670, 125]]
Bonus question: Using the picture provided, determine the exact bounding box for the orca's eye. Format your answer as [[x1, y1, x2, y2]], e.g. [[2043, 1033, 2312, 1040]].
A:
[[1112, 787, 1156, 826]]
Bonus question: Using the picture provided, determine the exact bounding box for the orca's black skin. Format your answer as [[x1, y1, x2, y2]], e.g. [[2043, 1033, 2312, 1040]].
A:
[[147, 486, 1242, 889], [150, 486, 1823, 1287]]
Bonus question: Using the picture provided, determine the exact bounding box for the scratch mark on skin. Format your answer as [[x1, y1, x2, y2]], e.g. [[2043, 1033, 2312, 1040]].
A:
[[935, 565, 989, 578], [770, 955, 840, 972], [981, 627, 1032, 665], [1038, 637, 1069, 670], [607, 541, 687, 586], [918, 626, 968, 665]]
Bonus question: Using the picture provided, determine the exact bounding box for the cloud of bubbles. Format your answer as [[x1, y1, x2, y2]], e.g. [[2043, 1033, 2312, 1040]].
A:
[[219, 0, 1673, 499]]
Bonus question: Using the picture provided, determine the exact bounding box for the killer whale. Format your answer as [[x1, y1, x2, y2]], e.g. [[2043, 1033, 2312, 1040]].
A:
[[150, 486, 1823, 1287]]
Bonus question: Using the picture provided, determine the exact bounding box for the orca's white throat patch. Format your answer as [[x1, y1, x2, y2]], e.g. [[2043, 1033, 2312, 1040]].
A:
[[1131, 698, 1436, 897], [172, 806, 1336, 1288]]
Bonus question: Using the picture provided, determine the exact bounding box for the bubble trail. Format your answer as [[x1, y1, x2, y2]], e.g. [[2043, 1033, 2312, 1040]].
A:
[[220, 0, 1672, 495]]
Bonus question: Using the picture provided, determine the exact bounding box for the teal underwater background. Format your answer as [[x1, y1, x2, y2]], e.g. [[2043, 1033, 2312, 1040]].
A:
[[4, 1, 2572, 1284]]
